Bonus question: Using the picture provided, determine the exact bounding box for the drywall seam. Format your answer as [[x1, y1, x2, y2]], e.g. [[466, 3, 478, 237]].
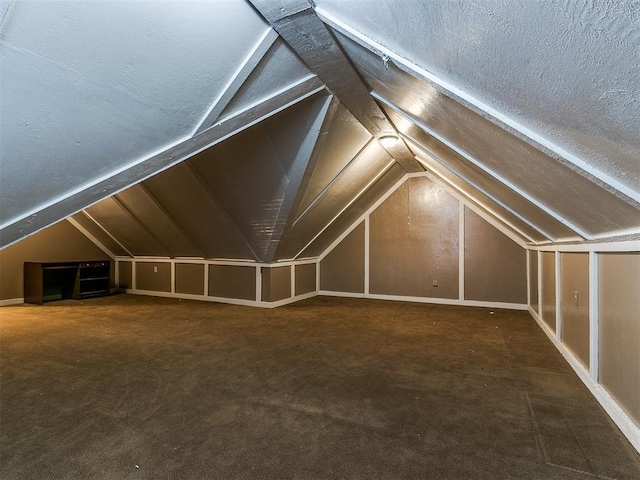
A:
[[319, 290, 527, 311], [374, 92, 590, 239], [193, 28, 279, 135], [316, 8, 640, 208], [0, 298, 23, 307], [66, 217, 117, 259], [528, 306, 640, 454]]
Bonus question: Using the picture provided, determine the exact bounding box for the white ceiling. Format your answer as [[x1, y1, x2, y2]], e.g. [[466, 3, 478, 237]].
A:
[[1, 0, 638, 254]]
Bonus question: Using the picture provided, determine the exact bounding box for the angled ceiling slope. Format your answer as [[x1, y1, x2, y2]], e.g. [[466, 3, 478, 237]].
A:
[[3, 0, 640, 253]]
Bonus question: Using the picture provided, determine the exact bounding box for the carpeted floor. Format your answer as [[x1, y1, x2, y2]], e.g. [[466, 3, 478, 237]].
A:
[[1, 294, 639, 479]]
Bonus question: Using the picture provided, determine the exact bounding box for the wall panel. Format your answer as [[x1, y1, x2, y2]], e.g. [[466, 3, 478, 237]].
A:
[[320, 223, 365, 293], [529, 250, 538, 312], [118, 262, 133, 290], [369, 177, 458, 299], [599, 253, 640, 427], [175, 263, 205, 296], [295, 263, 317, 296], [136, 262, 171, 293], [560, 253, 590, 368], [209, 265, 256, 301], [541, 252, 556, 332], [464, 208, 526, 304], [262, 266, 292, 302]]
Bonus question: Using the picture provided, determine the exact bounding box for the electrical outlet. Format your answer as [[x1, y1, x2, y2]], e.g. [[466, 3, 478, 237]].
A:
[[574, 291, 579, 306], [432, 280, 439, 288], [154, 266, 158, 273]]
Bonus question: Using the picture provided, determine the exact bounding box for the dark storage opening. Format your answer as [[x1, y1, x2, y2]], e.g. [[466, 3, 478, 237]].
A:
[[42, 266, 78, 302]]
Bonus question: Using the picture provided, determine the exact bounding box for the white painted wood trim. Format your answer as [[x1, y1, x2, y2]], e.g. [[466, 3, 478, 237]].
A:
[[124, 288, 318, 310], [203, 264, 209, 297], [526, 249, 531, 308], [537, 251, 543, 317], [291, 265, 296, 298], [170, 260, 176, 294], [0, 298, 24, 307], [316, 260, 321, 292], [318, 173, 409, 262], [81, 211, 134, 257], [555, 251, 562, 341], [295, 158, 397, 259], [364, 215, 370, 295], [256, 266, 262, 303], [66, 217, 117, 259], [131, 260, 136, 291], [374, 92, 590, 239], [193, 28, 279, 136], [319, 290, 527, 311], [317, 8, 640, 207], [413, 147, 549, 244], [422, 170, 528, 248], [528, 240, 640, 253], [458, 202, 465, 300], [528, 306, 640, 454], [589, 252, 599, 382]]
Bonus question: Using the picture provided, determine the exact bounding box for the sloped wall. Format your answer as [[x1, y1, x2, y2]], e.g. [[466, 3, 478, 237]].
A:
[[0, 220, 112, 302], [320, 176, 528, 307], [530, 248, 640, 449]]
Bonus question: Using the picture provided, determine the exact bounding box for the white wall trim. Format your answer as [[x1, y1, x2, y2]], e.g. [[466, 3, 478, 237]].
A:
[[124, 288, 318, 309], [66, 217, 117, 259], [0, 298, 24, 307], [318, 173, 409, 261], [529, 241, 640, 253], [364, 215, 370, 295], [458, 203, 465, 300], [320, 290, 527, 310], [588, 252, 599, 382], [555, 251, 562, 342], [528, 306, 640, 454]]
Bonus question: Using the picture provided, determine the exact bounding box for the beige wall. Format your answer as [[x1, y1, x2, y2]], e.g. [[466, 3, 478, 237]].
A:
[[136, 262, 171, 292], [175, 263, 204, 295], [541, 252, 556, 332], [560, 253, 590, 368], [209, 265, 256, 300], [119, 261, 133, 290], [262, 266, 291, 302], [295, 263, 316, 296], [529, 250, 538, 312], [464, 209, 527, 303], [369, 177, 459, 299], [598, 253, 640, 427], [0, 220, 111, 300], [320, 223, 365, 293]]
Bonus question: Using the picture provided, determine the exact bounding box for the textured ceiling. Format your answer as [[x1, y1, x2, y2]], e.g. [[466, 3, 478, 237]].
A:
[[2, 0, 639, 254]]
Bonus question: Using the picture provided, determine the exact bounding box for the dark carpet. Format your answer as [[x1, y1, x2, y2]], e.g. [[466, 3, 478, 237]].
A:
[[1, 294, 639, 479]]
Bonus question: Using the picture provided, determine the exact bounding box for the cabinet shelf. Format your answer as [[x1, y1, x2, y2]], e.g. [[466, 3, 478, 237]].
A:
[[24, 261, 111, 304]]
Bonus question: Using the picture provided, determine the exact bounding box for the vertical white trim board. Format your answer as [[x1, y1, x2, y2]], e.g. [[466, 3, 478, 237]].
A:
[[528, 306, 640, 454]]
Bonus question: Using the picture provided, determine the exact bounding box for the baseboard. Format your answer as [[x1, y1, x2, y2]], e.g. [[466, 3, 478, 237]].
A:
[[319, 290, 527, 310], [124, 289, 318, 309], [528, 306, 640, 454], [0, 298, 24, 307]]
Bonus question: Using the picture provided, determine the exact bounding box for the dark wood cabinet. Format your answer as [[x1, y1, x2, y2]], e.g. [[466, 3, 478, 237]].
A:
[[24, 261, 110, 304]]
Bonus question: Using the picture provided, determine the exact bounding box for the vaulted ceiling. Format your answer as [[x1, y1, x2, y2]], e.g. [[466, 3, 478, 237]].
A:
[[1, 0, 639, 257]]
